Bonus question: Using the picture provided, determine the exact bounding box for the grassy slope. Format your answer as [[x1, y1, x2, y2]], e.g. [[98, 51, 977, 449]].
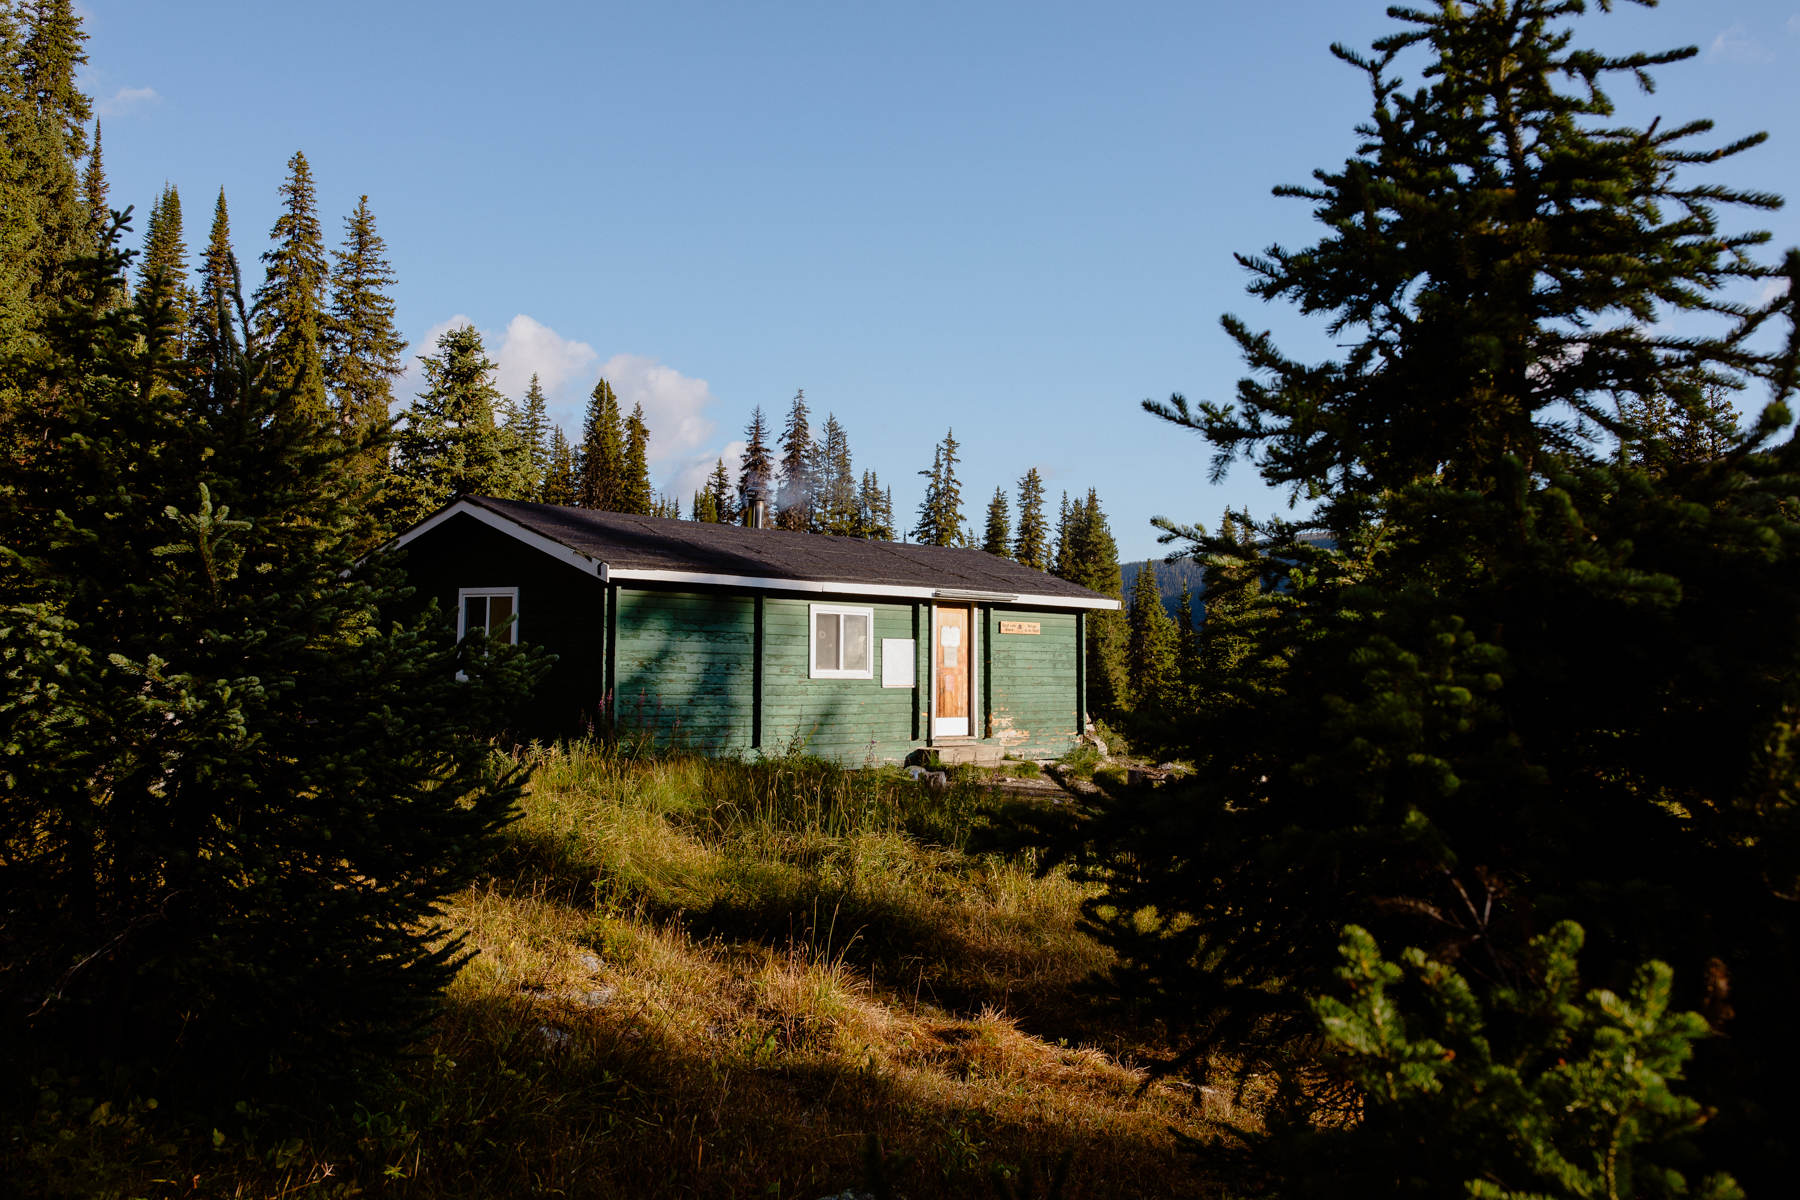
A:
[[18, 746, 1245, 1198]]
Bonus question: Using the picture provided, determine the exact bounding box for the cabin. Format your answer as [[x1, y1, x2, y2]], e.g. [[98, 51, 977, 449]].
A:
[[386, 496, 1120, 764]]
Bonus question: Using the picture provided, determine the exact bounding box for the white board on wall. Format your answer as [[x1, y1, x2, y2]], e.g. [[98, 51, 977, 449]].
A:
[[881, 638, 915, 688]]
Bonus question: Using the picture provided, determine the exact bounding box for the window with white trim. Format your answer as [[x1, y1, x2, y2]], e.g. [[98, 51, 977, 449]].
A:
[[458, 587, 520, 646], [810, 604, 873, 679]]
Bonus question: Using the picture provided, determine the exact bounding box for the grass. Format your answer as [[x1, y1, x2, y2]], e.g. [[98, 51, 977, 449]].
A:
[[13, 743, 1244, 1198]]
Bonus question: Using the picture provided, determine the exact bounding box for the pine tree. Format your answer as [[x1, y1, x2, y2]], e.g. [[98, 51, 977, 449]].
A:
[[1066, 489, 1126, 712], [620, 401, 653, 514], [776, 388, 812, 531], [1173, 583, 1200, 704], [135, 183, 192, 349], [982, 486, 1010, 557], [512, 374, 551, 490], [857, 469, 892, 539], [814, 413, 858, 534], [79, 117, 105, 250], [325, 194, 405, 479], [14, 0, 89, 317], [254, 151, 329, 421], [388, 324, 530, 526], [737, 405, 774, 515], [707, 455, 735, 524], [575, 376, 624, 509], [542, 425, 578, 505], [1089, 4, 1800, 1189], [188, 189, 240, 413], [1013, 466, 1047, 570], [0, 218, 538, 1102], [911, 428, 964, 546], [690, 488, 714, 522], [1125, 560, 1177, 711], [1052, 491, 1074, 578]]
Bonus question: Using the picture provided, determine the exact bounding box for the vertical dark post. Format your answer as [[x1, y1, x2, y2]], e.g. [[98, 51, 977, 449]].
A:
[[752, 594, 765, 750], [1076, 610, 1087, 735], [981, 606, 993, 739], [925, 602, 935, 747], [910, 602, 921, 742], [606, 582, 619, 735]]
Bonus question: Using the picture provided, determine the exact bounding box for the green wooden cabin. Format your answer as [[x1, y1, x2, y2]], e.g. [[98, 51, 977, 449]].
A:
[[387, 497, 1120, 763]]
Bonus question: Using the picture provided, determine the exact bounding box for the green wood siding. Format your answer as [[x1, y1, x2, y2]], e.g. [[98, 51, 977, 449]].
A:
[[985, 607, 1081, 757], [760, 597, 920, 762], [612, 588, 757, 752], [395, 513, 608, 732]]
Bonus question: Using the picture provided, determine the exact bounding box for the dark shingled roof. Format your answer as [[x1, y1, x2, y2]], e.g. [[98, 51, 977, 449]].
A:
[[460, 496, 1115, 606]]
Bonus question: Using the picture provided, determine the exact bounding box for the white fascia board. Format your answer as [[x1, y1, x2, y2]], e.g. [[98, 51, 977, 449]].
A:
[[379, 500, 607, 578], [604, 566, 1120, 611]]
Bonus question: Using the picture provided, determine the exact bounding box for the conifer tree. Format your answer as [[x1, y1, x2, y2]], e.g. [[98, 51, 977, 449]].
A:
[[1052, 491, 1074, 578], [542, 425, 578, 505], [13, 0, 88, 317], [0, 217, 538, 1101], [512, 373, 551, 488], [0, 11, 34, 376], [1173, 583, 1200, 704], [1125, 560, 1177, 710], [1089, 3, 1800, 1188], [79, 117, 105, 248], [983, 486, 1010, 557], [857, 469, 892, 539], [911, 428, 964, 546], [188, 188, 239, 413], [707, 455, 735, 524], [325, 194, 405, 478], [135, 183, 192, 348], [690, 488, 713, 522], [254, 150, 329, 420], [620, 400, 653, 514], [737, 405, 774, 514], [387, 324, 529, 526], [813, 413, 858, 534], [575, 375, 624, 509], [1065, 489, 1126, 712], [1013, 466, 1047, 570], [776, 388, 812, 530]]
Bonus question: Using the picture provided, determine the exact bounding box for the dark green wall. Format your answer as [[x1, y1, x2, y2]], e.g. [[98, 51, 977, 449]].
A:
[[395, 516, 1088, 761], [393, 513, 608, 733]]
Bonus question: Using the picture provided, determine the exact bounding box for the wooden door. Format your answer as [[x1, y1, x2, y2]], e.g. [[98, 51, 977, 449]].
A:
[[934, 605, 971, 737]]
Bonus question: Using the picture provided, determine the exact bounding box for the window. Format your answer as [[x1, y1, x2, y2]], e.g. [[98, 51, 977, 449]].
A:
[[810, 604, 873, 679], [458, 587, 520, 646]]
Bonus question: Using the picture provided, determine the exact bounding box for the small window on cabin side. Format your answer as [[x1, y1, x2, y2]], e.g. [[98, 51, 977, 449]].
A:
[[458, 587, 519, 646], [810, 604, 873, 679]]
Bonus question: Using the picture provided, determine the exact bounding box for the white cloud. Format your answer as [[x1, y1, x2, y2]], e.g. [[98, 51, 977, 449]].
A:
[[1709, 25, 1774, 63], [1759, 277, 1791, 305], [401, 314, 742, 501], [97, 85, 159, 117], [1788, 15, 1800, 35], [491, 314, 599, 425]]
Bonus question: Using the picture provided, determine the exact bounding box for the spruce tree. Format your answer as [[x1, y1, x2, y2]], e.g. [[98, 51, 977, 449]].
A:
[[620, 400, 653, 514], [14, 0, 88, 318], [1013, 466, 1047, 570], [254, 151, 329, 421], [737, 405, 774, 515], [387, 324, 530, 526], [1172, 583, 1199, 705], [325, 194, 405, 479], [1067, 489, 1127, 712], [857, 469, 892, 539], [911, 428, 964, 546], [814, 413, 858, 534], [575, 375, 624, 509], [1052, 491, 1074, 578], [707, 455, 735, 524], [135, 183, 192, 350], [776, 388, 812, 530], [1086, 2, 1800, 1188], [188, 188, 239, 413], [983, 486, 1010, 557], [542, 425, 578, 505], [512, 373, 551, 490], [79, 116, 103, 232], [1125, 560, 1177, 711], [0, 217, 538, 1102]]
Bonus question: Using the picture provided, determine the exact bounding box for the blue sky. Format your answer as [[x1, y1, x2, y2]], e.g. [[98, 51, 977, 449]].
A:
[[80, 0, 1800, 563]]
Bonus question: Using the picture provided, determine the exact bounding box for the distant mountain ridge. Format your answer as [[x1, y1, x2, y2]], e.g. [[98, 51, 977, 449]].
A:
[[1120, 557, 1206, 623]]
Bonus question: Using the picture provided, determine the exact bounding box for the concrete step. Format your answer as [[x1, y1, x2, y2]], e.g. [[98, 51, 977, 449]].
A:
[[932, 741, 1005, 767]]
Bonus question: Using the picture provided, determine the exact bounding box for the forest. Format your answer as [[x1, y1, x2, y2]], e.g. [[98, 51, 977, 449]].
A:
[[5, 0, 1800, 1196]]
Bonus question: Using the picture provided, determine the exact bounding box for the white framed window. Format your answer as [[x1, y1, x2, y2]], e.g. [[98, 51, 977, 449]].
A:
[[458, 587, 520, 646], [810, 604, 874, 679]]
